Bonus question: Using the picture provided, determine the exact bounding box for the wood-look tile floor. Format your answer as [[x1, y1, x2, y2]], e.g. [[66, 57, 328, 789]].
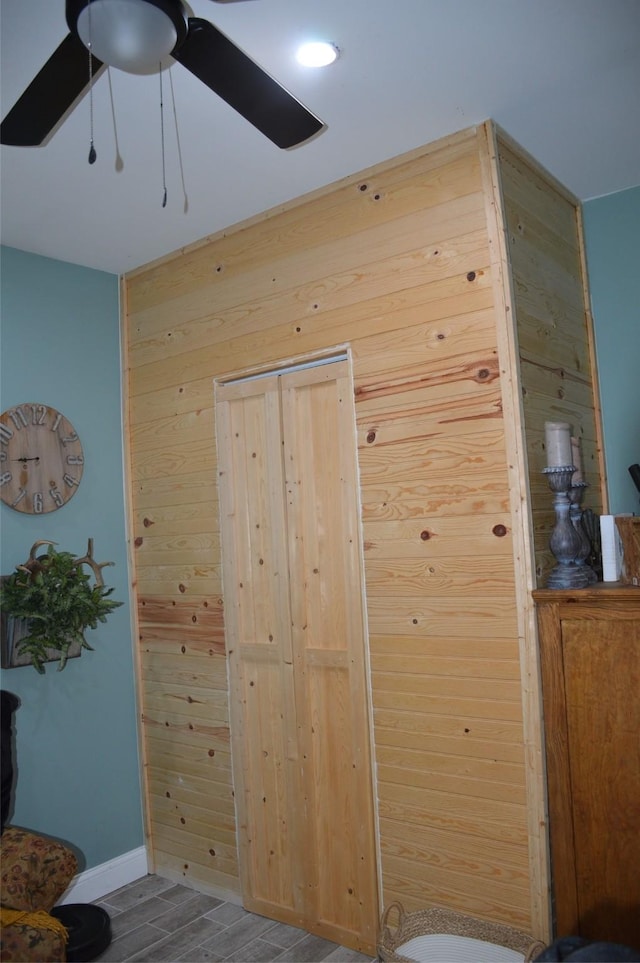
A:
[[93, 875, 376, 963]]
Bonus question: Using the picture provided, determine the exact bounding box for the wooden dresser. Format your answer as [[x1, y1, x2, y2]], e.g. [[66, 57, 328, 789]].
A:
[[533, 585, 640, 948]]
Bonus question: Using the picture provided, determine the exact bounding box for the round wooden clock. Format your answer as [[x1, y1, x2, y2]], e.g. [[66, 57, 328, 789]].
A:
[[0, 403, 84, 514]]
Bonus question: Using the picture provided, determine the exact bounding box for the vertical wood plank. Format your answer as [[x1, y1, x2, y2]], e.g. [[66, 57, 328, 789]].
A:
[[479, 120, 551, 941], [574, 203, 608, 512], [119, 274, 155, 869], [281, 361, 379, 949], [216, 377, 303, 918]]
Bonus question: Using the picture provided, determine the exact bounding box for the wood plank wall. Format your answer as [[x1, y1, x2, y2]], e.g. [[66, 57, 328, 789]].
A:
[[122, 121, 591, 938], [494, 130, 605, 584]]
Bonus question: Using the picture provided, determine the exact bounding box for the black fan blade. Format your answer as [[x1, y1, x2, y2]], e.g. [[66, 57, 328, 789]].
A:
[[173, 18, 325, 149], [1, 32, 105, 147]]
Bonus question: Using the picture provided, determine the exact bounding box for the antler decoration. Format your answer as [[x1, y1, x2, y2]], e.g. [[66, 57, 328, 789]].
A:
[[73, 538, 114, 587], [17, 540, 58, 577], [18, 538, 114, 586]]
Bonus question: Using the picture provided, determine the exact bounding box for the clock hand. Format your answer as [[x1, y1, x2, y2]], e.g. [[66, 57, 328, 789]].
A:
[[13, 457, 40, 462]]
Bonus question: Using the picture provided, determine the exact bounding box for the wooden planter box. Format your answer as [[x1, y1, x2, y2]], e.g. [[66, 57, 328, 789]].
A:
[[0, 577, 82, 669]]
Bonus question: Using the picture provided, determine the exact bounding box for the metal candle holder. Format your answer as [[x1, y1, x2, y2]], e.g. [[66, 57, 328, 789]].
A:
[[543, 466, 590, 589], [568, 481, 598, 584]]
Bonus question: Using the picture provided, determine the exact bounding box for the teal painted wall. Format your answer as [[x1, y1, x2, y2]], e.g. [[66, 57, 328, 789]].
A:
[[583, 186, 640, 514], [0, 246, 144, 871]]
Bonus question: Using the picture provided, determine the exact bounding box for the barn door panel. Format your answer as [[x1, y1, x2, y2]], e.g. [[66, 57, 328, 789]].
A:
[[280, 362, 378, 949], [216, 360, 378, 952], [216, 376, 303, 921]]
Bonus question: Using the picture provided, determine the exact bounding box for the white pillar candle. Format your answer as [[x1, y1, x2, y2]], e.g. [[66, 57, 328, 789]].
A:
[[545, 421, 572, 468], [571, 436, 583, 484]]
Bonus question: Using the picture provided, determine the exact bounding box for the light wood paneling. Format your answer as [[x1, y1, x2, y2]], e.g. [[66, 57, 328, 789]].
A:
[[495, 130, 604, 583], [123, 122, 603, 943]]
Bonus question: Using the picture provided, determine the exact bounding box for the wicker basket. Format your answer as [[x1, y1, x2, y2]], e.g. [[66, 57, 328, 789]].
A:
[[377, 902, 546, 963]]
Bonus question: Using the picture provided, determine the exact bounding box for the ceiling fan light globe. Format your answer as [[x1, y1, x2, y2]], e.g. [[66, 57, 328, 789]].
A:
[[295, 42, 339, 68], [76, 0, 179, 73]]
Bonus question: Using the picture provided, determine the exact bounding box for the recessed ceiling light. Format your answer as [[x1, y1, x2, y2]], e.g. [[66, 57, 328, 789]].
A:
[[296, 41, 339, 68]]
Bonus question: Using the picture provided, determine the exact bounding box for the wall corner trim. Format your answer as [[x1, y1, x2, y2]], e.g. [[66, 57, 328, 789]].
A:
[[58, 846, 149, 905]]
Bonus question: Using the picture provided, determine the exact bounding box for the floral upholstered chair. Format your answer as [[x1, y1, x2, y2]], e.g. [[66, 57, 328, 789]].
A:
[[0, 825, 78, 961], [0, 690, 78, 961]]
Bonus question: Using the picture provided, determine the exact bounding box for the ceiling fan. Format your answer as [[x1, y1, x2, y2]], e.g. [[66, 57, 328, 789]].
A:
[[0, 0, 325, 150]]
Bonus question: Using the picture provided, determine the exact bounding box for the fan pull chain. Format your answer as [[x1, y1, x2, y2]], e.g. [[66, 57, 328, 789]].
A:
[[87, 0, 96, 164], [160, 63, 167, 207], [168, 69, 189, 214]]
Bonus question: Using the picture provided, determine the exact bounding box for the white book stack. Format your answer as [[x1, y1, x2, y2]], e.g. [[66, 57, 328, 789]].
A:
[[600, 514, 625, 582]]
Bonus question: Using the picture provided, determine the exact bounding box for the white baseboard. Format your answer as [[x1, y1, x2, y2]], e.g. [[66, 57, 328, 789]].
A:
[[58, 846, 149, 905]]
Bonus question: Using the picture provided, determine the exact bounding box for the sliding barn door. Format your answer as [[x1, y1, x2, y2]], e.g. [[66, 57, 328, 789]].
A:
[[216, 360, 378, 953]]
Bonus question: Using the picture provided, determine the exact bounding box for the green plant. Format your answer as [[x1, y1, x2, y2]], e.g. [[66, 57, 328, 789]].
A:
[[0, 540, 122, 674]]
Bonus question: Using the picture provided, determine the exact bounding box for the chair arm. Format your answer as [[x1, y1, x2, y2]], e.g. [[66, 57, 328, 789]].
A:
[[1, 826, 78, 912]]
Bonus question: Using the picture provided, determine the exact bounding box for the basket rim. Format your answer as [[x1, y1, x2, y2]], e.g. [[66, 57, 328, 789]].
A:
[[377, 902, 546, 962]]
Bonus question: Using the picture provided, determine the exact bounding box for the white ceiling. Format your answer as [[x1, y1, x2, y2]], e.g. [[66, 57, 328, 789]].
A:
[[1, 0, 639, 277]]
